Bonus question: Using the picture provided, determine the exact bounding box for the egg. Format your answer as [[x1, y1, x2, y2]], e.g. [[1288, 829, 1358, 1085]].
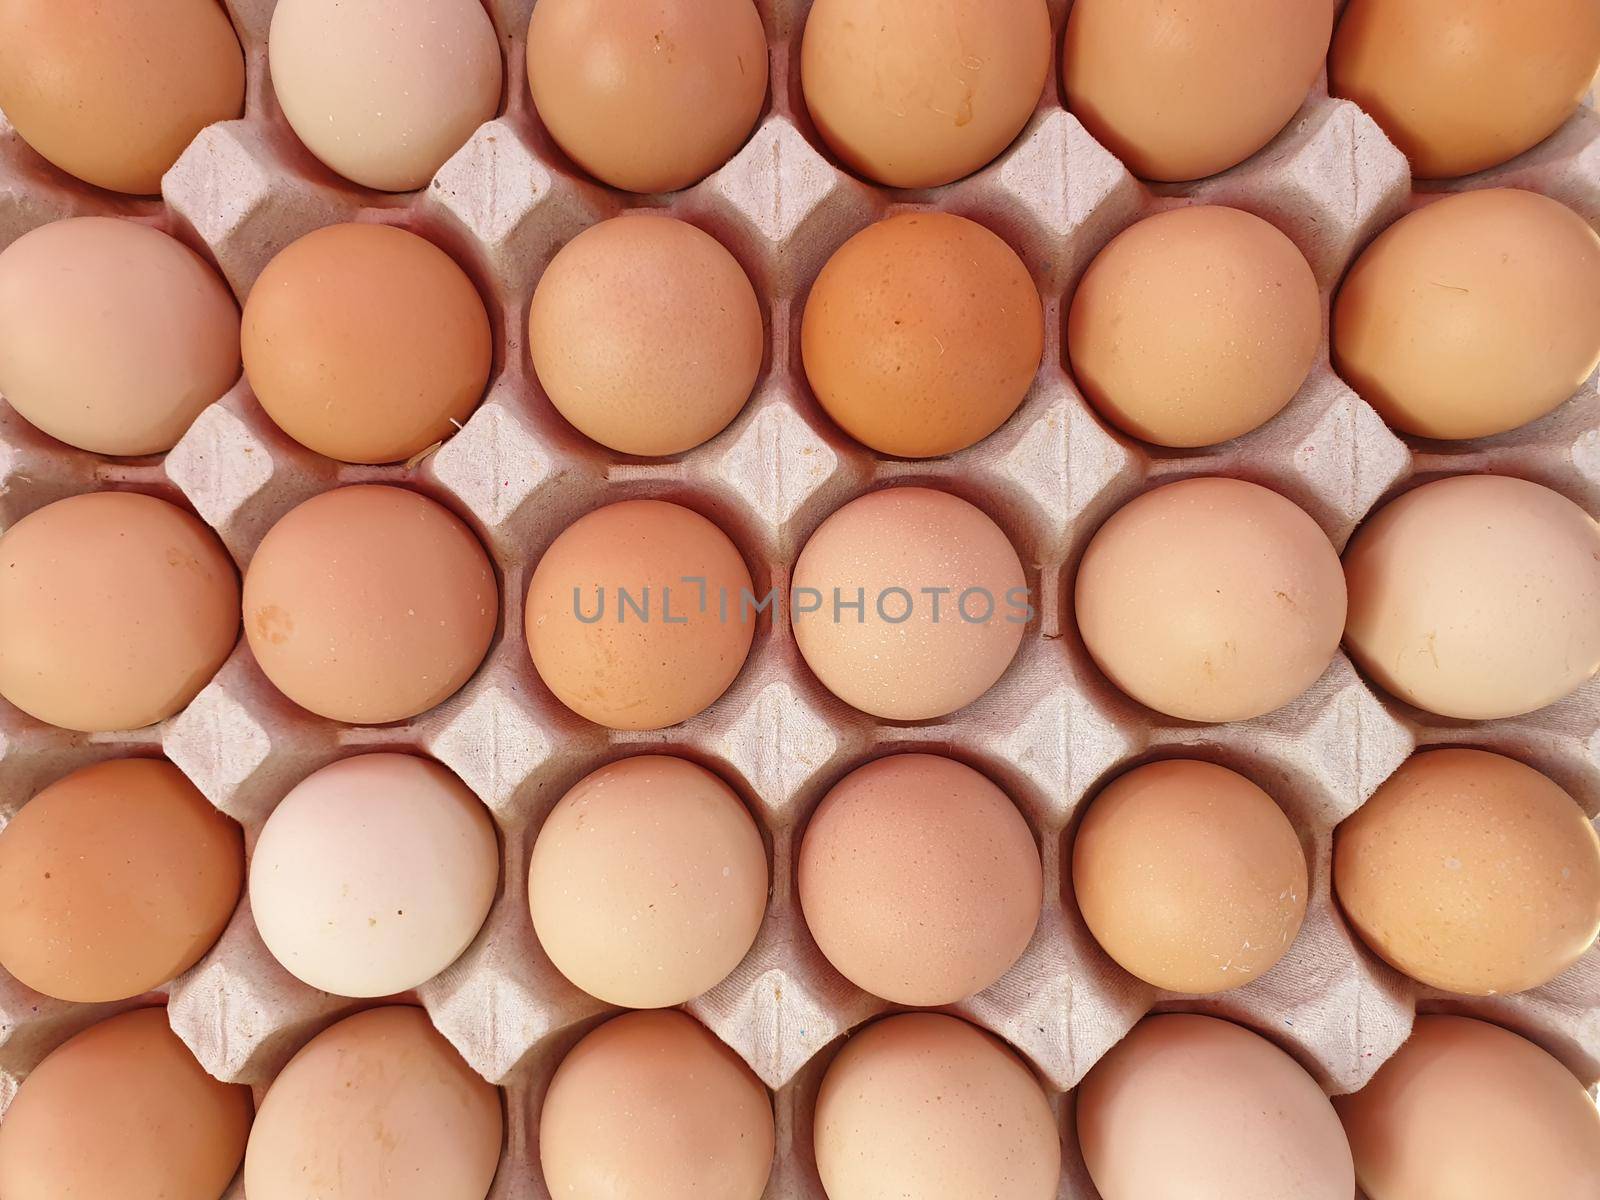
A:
[[1067, 206, 1321, 448], [524, 499, 755, 730], [0, 491, 239, 732], [1342, 475, 1600, 720], [800, 0, 1052, 188], [1334, 749, 1600, 996], [245, 1006, 502, 1200], [539, 1010, 774, 1200], [1073, 759, 1308, 994], [1335, 1016, 1600, 1199], [1333, 189, 1600, 440], [528, 755, 768, 1008], [268, 0, 501, 192], [1074, 478, 1346, 723], [791, 488, 1027, 720], [250, 754, 499, 998], [801, 212, 1042, 458], [798, 753, 1041, 1006], [528, 215, 763, 456], [243, 485, 497, 724], [1331, 0, 1600, 179], [0, 1007, 252, 1200], [1079, 1014, 1354, 1200], [242, 223, 492, 464], [814, 1013, 1059, 1200], [0, 758, 241, 1003], [0, 0, 243, 194], [526, 0, 768, 194], [1062, 0, 1334, 182], [0, 217, 240, 456]]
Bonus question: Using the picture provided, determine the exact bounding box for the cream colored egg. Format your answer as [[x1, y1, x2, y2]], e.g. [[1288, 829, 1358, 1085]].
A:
[[1342, 475, 1600, 720], [1078, 1014, 1354, 1200], [528, 755, 768, 1008], [1074, 478, 1346, 723], [250, 754, 499, 998]]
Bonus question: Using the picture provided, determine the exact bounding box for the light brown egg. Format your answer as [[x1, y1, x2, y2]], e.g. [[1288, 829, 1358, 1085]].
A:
[[0, 1008, 252, 1200], [1335, 749, 1600, 996], [0, 491, 239, 732], [242, 223, 492, 465], [250, 754, 499, 999], [526, 0, 768, 194], [245, 1006, 501, 1200], [540, 1010, 775, 1200], [801, 212, 1043, 458], [269, 0, 502, 192], [1068, 206, 1321, 448], [1079, 1014, 1354, 1200], [798, 754, 1041, 1005], [1331, 0, 1600, 179], [525, 500, 755, 730], [0, 0, 243, 194], [1342, 475, 1600, 720], [528, 755, 768, 1008], [0, 759, 241, 1003], [528, 215, 762, 456], [1073, 759, 1307, 994], [1062, 0, 1334, 182], [814, 1013, 1060, 1200], [1333, 189, 1600, 440], [1335, 1016, 1600, 1199], [242, 485, 497, 725], [800, 0, 1052, 188], [791, 488, 1028, 721], [1074, 478, 1346, 723], [0, 217, 239, 456]]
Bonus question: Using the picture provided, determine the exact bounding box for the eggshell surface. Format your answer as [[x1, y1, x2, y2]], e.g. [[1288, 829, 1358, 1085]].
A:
[[1335, 1016, 1600, 1199], [0, 490, 239, 732], [528, 755, 768, 1008], [539, 1010, 775, 1200], [798, 753, 1041, 1005], [1342, 475, 1600, 719]]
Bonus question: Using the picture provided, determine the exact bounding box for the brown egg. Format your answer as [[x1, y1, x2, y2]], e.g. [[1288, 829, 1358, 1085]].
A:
[[1073, 760, 1308, 994], [1331, 0, 1600, 179], [528, 215, 763, 456], [1074, 478, 1346, 723], [1335, 749, 1600, 996], [0, 491, 239, 732], [242, 485, 497, 725], [526, 0, 768, 193], [800, 0, 1052, 188], [814, 1013, 1060, 1200], [242, 223, 492, 464], [1342, 475, 1600, 720], [798, 754, 1041, 1005], [1333, 189, 1600, 440], [0, 759, 241, 1003], [0, 217, 240, 456], [540, 1010, 774, 1200], [801, 213, 1043, 458], [1079, 1014, 1354, 1199], [0, 1008, 252, 1200], [1335, 1016, 1600, 1199], [245, 1006, 502, 1200], [525, 500, 755, 730], [0, 0, 243, 194], [1068, 206, 1321, 448], [1062, 0, 1334, 182], [529, 755, 768, 1008]]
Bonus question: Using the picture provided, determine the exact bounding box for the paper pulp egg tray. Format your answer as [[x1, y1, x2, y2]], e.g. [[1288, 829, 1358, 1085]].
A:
[[0, 1, 1596, 1196]]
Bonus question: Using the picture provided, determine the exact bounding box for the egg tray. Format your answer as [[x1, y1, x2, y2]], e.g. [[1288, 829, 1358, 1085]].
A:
[[1, 0, 1598, 1196]]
